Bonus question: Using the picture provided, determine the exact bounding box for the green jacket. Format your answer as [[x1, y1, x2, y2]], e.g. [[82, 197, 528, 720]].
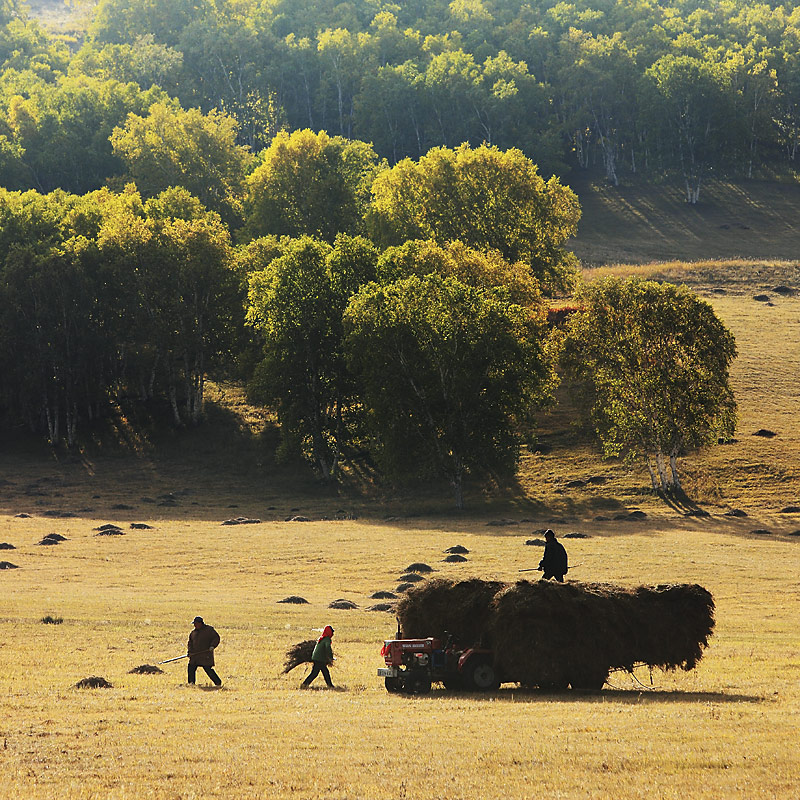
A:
[[311, 636, 333, 664]]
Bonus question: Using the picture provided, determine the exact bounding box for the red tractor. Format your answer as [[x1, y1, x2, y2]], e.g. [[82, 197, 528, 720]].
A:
[[378, 634, 499, 694]]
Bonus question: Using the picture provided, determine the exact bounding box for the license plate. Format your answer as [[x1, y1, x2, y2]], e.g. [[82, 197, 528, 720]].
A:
[[378, 667, 399, 678]]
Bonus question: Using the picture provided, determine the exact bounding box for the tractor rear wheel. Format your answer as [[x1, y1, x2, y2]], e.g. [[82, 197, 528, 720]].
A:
[[463, 659, 499, 692], [385, 676, 402, 693]]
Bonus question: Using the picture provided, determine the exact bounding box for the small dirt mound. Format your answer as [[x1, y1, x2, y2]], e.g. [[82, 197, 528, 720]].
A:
[[753, 429, 777, 437], [95, 529, 125, 536], [41, 615, 63, 624], [444, 545, 469, 554], [128, 664, 164, 674], [221, 517, 262, 525], [0, 561, 19, 569], [43, 533, 67, 541], [277, 596, 309, 604], [779, 506, 800, 514], [368, 603, 395, 612], [525, 539, 546, 546], [0, 542, 16, 550], [724, 509, 748, 517], [443, 554, 468, 563], [94, 524, 122, 532], [130, 523, 153, 530], [396, 583, 414, 592], [587, 476, 608, 485], [111, 504, 134, 510], [74, 676, 112, 689], [37, 537, 60, 546], [285, 515, 310, 522], [328, 599, 358, 610], [405, 563, 433, 573], [788, 530, 800, 537], [773, 285, 796, 295], [750, 529, 772, 536], [14, 513, 31, 519], [563, 532, 589, 539], [565, 479, 586, 488], [399, 573, 425, 582], [370, 591, 398, 599]]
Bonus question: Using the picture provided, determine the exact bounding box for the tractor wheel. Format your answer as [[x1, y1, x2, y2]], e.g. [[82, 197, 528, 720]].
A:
[[442, 675, 462, 691], [463, 659, 500, 692], [385, 676, 402, 693]]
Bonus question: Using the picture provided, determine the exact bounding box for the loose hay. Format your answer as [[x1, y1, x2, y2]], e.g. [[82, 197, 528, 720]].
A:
[[328, 599, 358, 609], [443, 554, 468, 563], [370, 591, 398, 599], [74, 676, 113, 689], [40, 615, 63, 624], [277, 596, 309, 604], [282, 640, 335, 673], [128, 664, 164, 674], [395, 578, 714, 689]]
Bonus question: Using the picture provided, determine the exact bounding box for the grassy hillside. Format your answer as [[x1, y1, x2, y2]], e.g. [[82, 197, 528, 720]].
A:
[[569, 176, 800, 265]]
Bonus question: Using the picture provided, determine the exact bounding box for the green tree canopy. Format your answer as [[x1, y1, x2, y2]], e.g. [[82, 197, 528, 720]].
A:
[[243, 128, 384, 242], [246, 233, 378, 478], [344, 268, 555, 508], [561, 277, 737, 493], [110, 101, 253, 224], [367, 143, 580, 293]]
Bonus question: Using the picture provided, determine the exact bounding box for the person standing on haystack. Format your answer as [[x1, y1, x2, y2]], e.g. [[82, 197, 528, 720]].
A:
[[187, 616, 222, 686], [538, 530, 568, 582], [300, 625, 335, 688]]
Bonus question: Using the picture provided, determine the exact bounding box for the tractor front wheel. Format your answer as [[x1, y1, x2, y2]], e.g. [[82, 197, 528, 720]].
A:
[[463, 659, 499, 692]]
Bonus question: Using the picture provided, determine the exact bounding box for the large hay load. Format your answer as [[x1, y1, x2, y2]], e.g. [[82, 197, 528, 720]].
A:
[[394, 577, 715, 690], [395, 578, 506, 645]]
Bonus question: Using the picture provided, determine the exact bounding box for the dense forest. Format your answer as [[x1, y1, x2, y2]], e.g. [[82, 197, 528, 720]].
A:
[[3, 0, 800, 195], [0, 0, 751, 502]]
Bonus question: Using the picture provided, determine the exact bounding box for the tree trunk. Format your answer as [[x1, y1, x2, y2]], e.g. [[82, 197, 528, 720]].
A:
[[645, 456, 660, 492], [655, 451, 670, 491], [669, 450, 682, 491]]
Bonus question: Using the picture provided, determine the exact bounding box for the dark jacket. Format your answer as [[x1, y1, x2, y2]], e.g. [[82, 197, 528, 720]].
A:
[[188, 624, 220, 666], [539, 539, 568, 576]]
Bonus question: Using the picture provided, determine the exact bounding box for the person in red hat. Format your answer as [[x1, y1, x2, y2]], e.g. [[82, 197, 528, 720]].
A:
[[300, 625, 334, 688]]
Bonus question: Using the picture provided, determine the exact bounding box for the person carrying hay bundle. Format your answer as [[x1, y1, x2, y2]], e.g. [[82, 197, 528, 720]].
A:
[[538, 530, 568, 582], [187, 616, 222, 686], [300, 625, 335, 688]]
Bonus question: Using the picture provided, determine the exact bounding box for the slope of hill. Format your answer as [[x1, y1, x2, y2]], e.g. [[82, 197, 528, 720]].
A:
[[569, 176, 800, 265]]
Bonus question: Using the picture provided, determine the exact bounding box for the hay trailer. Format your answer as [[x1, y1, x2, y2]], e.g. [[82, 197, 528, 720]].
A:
[[378, 635, 498, 693]]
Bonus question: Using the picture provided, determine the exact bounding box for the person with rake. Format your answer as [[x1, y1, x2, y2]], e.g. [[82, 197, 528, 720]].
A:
[[538, 530, 568, 582], [187, 616, 222, 686], [300, 625, 335, 688]]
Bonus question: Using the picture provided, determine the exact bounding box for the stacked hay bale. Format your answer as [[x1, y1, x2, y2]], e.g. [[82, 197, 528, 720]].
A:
[[395, 578, 715, 690]]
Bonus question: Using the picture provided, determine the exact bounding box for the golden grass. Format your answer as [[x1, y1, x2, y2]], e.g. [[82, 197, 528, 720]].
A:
[[2, 512, 800, 799], [1, 262, 799, 798]]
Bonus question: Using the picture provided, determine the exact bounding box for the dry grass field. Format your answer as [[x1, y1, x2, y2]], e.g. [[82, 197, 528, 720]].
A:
[[1, 259, 799, 799]]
